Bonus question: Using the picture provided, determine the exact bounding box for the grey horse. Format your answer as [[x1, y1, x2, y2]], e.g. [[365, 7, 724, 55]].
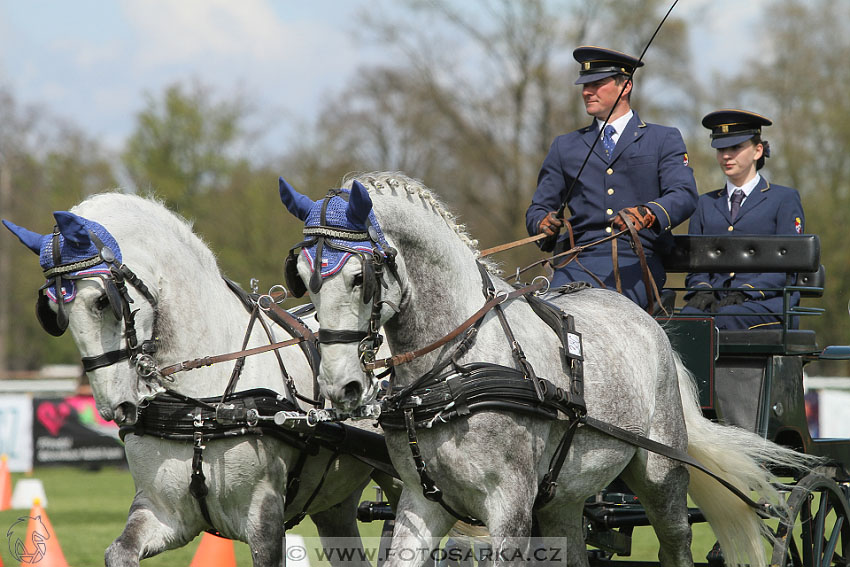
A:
[[278, 171, 813, 567], [3, 193, 387, 567]]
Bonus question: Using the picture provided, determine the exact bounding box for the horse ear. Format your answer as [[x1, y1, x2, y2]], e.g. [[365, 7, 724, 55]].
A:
[[346, 180, 373, 229], [1, 219, 44, 255], [279, 177, 315, 221], [53, 211, 91, 247]]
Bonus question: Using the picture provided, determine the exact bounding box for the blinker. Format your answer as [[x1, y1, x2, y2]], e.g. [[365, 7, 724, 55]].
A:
[[104, 279, 124, 321], [36, 293, 68, 337]]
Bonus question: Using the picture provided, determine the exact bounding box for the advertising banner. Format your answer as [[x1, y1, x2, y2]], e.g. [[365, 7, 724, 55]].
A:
[[32, 395, 125, 467]]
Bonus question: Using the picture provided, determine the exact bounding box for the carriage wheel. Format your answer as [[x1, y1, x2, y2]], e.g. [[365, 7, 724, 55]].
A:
[[771, 471, 850, 567]]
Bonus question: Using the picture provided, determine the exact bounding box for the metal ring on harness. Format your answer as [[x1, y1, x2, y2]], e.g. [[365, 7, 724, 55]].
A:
[[134, 353, 160, 379], [268, 284, 288, 303], [531, 276, 551, 294]]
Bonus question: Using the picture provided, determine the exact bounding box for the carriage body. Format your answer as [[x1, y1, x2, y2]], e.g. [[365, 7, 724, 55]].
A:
[[583, 234, 850, 565]]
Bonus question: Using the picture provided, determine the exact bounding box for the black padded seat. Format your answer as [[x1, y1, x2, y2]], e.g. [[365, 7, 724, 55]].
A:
[[718, 329, 818, 354]]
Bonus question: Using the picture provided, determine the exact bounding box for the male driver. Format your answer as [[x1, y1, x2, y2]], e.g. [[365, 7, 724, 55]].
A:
[[526, 46, 697, 309]]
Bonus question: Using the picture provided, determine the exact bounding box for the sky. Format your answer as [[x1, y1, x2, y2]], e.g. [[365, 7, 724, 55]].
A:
[[0, 0, 768, 156]]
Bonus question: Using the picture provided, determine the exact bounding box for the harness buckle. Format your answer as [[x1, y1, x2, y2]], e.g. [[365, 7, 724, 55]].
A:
[[193, 410, 204, 429]]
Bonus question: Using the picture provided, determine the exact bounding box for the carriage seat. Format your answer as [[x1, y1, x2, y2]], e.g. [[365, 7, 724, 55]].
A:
[[662, 234, 820, 274], [661, 235, 824, 354]]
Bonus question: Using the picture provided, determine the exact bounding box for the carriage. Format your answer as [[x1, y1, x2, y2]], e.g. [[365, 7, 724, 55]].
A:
[[7, 175, 850, 567]]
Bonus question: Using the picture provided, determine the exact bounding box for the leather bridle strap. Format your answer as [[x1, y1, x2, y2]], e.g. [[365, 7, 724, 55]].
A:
[[364, 279, 547, 371], [318, 329, 368, 344], [82, 349, 131, 372], [262, 300, 318, 346]]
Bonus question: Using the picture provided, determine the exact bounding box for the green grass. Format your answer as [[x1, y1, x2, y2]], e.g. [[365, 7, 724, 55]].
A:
[[0, 467, 722, 566]]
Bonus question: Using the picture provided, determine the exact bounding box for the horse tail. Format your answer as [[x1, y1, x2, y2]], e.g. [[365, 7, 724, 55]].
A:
[[674, 352, 816, 567]]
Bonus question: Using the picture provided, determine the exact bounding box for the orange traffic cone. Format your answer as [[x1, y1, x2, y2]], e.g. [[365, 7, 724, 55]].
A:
[[0, 454, 11, 511], [16, 498, 68, 567], [190, 532, 236, 567]]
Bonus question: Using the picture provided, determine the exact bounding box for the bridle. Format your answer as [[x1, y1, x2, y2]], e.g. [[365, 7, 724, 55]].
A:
[[285, 188, 401, 403], [38, 226, 162, 378]]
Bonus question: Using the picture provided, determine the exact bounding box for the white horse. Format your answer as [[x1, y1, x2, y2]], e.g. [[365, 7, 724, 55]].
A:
[[3, 193, 386, 567], [278, 171, 814, 567]]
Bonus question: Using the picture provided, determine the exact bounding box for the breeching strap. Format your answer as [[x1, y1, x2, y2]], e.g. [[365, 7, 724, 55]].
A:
[[363, 279, 547, 371]]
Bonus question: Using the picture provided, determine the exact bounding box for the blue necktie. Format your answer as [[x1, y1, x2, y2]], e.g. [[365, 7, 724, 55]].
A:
[[730, 189, 745, 220], [602, 124, 616, 157]]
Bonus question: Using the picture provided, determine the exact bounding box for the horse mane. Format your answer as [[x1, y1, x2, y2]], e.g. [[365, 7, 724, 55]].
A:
[[341, 171, 501, 275], [71, 192, 225, 353], [73, 192, 221, 275]]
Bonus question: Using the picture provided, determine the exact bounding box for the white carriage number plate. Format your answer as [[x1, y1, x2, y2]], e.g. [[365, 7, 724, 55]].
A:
[[567, 332, 582, 358]]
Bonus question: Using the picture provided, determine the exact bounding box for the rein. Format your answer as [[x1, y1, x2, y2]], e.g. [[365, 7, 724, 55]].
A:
[[484, 212, 666, 315], [158, 336, 305, 377], [364, 278, 547, 372]]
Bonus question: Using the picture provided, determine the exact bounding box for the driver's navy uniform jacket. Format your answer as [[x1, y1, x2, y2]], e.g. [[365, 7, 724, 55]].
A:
[[526, 111, 698, 308], [682, 177, 805, 329]]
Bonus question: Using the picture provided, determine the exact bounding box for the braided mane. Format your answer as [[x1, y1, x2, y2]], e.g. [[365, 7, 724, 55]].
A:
[[341, 171, 500, 274]]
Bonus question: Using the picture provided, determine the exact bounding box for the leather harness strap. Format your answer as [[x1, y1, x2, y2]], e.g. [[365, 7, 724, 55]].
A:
[[611, 210, 665, 315], [582, 416, 772, 518], [364, 279, 547, 371]]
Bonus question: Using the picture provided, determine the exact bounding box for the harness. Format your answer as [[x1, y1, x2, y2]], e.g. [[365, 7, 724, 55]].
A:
[[41, 224, 392, 533], [377, 265, 588, 525], [121, 387, 395, 531], [287, 188, 779, 526]]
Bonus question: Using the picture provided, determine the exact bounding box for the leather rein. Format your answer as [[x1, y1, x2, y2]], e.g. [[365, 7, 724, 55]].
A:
[[481, 212, 666, 316], [70, 231, 321, 406]]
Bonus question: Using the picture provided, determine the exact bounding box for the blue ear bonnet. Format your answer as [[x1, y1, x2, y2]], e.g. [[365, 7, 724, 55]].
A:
[[301, 190, 390, 278], [34, 219, 121, 303]]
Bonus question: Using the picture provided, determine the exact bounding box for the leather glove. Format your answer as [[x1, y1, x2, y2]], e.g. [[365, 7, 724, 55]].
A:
[[538, 211, 564, 237], [685, 290, 716, 311], [612, 205, 656, 231], [716, 291, 747, 308]]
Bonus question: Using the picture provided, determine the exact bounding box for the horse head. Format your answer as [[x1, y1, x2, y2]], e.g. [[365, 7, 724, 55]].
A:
[[279, 176, 405, 412], [3, 211, 161, 426]]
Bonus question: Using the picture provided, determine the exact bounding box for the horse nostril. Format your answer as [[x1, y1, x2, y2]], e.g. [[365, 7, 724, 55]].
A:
[[342, 381, 362, 404], [114, 402, 137, 425]]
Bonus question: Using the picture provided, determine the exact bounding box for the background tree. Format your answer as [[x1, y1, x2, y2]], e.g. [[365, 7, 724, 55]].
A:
[[306, 0, 695, 272], [0, 87, 116, 370], [122, 82, 249, 213]]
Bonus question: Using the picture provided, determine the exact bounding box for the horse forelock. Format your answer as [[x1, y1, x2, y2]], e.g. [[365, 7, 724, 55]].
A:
[[341, 171, 501, 275]]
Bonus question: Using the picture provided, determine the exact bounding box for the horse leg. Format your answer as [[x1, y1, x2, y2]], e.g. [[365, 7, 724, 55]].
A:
[[535, 500, 586, 567], [484, 489, 537, 567], [105, 494, 197, 567], [311, 489, 372, 567], [244, 488, 286, 567], [382, 488, 456, 567], [621, 453, 692, 567]]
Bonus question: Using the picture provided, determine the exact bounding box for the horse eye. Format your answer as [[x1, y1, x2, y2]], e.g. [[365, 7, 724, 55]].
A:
[[352, 273, 364, 288]]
